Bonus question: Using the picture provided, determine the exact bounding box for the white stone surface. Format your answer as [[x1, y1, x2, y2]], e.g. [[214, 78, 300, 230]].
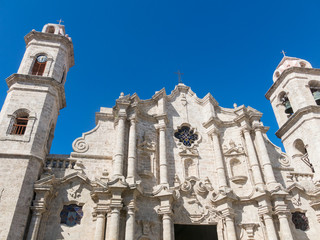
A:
[[0, 24, 320, 240]]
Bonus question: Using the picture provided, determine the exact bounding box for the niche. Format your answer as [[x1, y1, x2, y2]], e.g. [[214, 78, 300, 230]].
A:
[[229, 158, 247, 185]]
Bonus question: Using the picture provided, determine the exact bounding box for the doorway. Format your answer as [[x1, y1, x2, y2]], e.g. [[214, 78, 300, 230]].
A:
[[174, 224, 218, 240]]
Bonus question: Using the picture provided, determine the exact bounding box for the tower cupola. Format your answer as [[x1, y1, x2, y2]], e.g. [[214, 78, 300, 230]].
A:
[[273, 56, 312, 82]]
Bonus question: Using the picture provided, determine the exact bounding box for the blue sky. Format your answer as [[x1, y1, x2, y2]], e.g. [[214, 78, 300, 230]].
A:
[[1, 0, 320, 153]]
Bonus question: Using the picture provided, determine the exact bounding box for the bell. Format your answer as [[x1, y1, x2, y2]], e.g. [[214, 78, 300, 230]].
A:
[[313, 90, 320, 105], [284, 100, 293, 114]]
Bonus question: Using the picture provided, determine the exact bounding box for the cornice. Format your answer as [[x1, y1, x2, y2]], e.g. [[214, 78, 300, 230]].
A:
[[6, 73, 66, 109], [24, 30, 74, 67], [265, 67, 320, 100], [276, 105, 320, 138]]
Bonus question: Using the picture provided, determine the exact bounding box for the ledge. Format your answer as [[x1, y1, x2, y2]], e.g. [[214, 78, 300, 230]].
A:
[[265, 67, 320, 100], [275, 105, 320, 138], [24, 30, 74, 68], [6, 73, 66, 109]]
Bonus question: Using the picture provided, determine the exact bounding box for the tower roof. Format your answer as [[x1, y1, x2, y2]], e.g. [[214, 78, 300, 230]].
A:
[[273, 56, 312, 82]]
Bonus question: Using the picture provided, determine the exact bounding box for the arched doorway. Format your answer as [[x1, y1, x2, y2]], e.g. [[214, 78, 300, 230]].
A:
[[174, 224, 218, 240]]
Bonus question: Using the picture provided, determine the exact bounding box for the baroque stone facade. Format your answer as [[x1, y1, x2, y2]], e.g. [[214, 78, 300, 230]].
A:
[[0, 23, 320, 240]]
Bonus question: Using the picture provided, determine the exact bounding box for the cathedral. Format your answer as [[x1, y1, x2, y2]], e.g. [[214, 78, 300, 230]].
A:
[[0, 23, 320, 240]]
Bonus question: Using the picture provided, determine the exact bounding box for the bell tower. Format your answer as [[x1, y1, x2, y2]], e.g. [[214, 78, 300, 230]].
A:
[[0, 23, 74, 239], [266, 56, 320, 183]]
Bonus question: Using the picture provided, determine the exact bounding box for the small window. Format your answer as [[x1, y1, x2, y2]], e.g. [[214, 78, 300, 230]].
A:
[[11, 113, 29, 135], [292, 212, 309, 231], [32, 55, 47, 76], [174, 126, 198, 147], [60, 204, 83, 227]]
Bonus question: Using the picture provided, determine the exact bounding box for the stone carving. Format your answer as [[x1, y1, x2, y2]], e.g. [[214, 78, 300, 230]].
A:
[[291, 193, 302, 206], [223, 139, 244, 155], [69, 182, 83, 199], [137, 133, 156, 177], [174, 177, 221, 224], [239, 223, 259, 240], [138, 220, 155, 240], [181, 93, 187, 106], [100, 169, 110, 182], [72, 137, 89, 153], [279, 153, 290, 167]]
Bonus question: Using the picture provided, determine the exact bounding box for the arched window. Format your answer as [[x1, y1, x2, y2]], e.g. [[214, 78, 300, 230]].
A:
[[60, 204, 83, 227], [47, 26, 55, 34], [280, 93, 293, 116], [309, 81, 320, 105], [31, 55, 47, 76], [293, 139, 314, 172], [11, 112, 29, 135], [294, 139, 307, 155], [292, 212, 309, 231]]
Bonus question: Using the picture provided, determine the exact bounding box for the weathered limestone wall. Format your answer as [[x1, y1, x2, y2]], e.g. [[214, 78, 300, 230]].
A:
[[0, 157, 41, 240], [42, 181, 96, 240]]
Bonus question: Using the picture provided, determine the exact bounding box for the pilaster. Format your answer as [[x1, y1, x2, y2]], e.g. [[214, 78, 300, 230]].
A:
[[273, 196, 293, 240], [126, 116, 137, 185], [113, 99, 130, 178], [155, 114, 169, 186], [26, 185, 53, 240], [208, 126, 228, 192], [253, 122, 279, 191], [241, 125, 265, 192]]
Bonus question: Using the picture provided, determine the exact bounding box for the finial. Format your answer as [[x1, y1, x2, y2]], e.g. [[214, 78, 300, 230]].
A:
[[57, 19, 64, 25], [119, 92, 124, 98], [233, 103, 237, 108], [281, 50, 287, 57], [174, 70, 184, 84]]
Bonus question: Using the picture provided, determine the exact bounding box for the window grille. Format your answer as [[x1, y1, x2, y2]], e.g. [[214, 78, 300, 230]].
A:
[[60, 204, 83, 227], [11, 116, 28, 135]]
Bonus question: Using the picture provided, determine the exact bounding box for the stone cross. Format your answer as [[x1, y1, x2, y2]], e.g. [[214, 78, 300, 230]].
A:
[[174, 70, 184, 83], [57, 19, 64, 25], [281, 50, 287, 57]]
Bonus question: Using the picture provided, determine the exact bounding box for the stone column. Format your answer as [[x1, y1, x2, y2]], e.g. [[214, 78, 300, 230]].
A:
[[155, 115, 168, 186], [224, 215, 237, 240], [242, 126, 264, 189], [162, 213, 174, 240], [275, 198, 293, 240], [108, 207, 122, 240], [278, 213, 294, 240], [105, 211, 112, 240], [254, 125, 277, 186], [220, 207, 237, 240], [127, 118, 137, 184], [26, 210, 43, 240], [210, 128, 228, 190], [263, 213, 278, 240], [258, 199, 278, 240], [94, 212, 106, 240], [157, 192, 174, 240], [125, 200, 136, 240], [113, 114, 126, 177], [108, 185, 126, 240]]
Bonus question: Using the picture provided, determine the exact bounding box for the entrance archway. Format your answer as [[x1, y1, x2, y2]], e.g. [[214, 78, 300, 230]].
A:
[[174, 224, 218, 240]]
